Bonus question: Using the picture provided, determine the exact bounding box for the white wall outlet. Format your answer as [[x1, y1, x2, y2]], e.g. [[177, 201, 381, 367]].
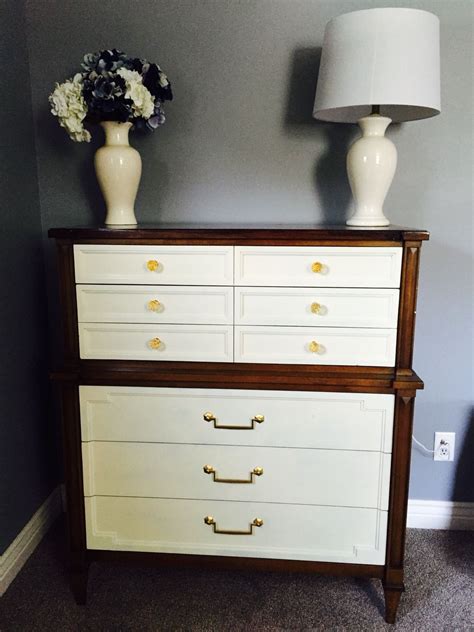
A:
[[433, 432, 456, 461]]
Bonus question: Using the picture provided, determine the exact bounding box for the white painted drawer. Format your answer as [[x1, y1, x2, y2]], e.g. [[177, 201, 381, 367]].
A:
[[78, 323, 233, 362], [76, 285, 233, 325], [85, 496, 387, 564], [235, 246, 402, 288], [74, 245, 233, 285], [235, 326, 397, 367], [83, 442, 391, 510], [79, 387, 394, 453], [235, 287, 399, 328]]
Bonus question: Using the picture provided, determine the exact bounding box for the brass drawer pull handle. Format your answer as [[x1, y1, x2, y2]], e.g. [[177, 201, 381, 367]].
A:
[[311, 261, 323, 273], [203, 412, 265, 430], [204, 515, 263, 535], [311, 302, 321, 314], [309, 340, 320, 353], [203, 464, 263, 484], [147, 299, 162, 312], [146, 259, 160, 271], [148, 337, 162, 349]]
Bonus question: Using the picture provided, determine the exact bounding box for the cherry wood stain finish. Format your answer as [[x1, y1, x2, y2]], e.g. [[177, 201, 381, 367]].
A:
[[49, 225, 428, 623]]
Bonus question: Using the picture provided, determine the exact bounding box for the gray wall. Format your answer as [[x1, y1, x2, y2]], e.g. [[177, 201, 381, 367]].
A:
[[23, 0, 473, 501], [0, 0, 58, 554]]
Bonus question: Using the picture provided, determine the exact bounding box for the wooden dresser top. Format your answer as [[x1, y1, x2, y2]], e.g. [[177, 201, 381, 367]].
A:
[[48, 223, 429, 244]]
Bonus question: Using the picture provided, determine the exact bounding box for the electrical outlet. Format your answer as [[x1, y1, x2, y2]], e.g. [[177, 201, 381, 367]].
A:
[[433, 432, 456, 461]]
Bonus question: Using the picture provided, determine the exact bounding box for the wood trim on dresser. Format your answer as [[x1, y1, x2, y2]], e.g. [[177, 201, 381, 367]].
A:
[[56, 240, 80, 364], [51, 361, 424, 394], [48, 224, 430, 243], [383, 390, 417, 624], [58, 381, 88, 604], [89, 549, 385, 578], [396, 242, 422, 375]]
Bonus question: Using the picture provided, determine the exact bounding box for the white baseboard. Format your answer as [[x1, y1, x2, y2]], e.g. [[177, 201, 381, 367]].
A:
[[408, 500, 474, 530], [0, 485, 63, 596]]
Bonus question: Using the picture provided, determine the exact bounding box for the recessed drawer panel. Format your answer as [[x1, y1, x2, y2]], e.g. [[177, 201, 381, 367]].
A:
[[235, 246, 402, 288], [235, 287, 399, 328], [83, 442, 391, 510], [77, 285, 233, 325], [79, 387, 394, 453], [78, 323, 233, 362], [85, 496, 388, 565], [235, 326, 396, 367], [74, 245, 233, 285]]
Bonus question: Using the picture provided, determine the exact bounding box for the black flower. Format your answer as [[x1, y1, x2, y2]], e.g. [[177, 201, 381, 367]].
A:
[[82, 71, 131, 122], [143, 63, 173, 102]]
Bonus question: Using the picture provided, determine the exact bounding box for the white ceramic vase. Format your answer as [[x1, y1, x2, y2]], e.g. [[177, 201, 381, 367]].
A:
[[346, 115, 397, 227], [94, 121, 142, 226]]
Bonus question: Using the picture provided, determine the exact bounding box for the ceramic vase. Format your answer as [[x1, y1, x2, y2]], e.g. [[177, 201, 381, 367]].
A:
[[94, 121, 142, 226], [346, 115, 397, 227]]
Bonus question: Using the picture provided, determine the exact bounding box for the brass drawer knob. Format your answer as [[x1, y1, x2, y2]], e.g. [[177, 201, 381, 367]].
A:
[[311, 302, 321, 314], [147, 299, 162, 312], [204, 515, 264, 535], [311, 261, 323, 273], [148, 337, 162, 349], [146, 259, 159, 271], [309, 340, 320, 353], [203, 411, 216, 422], [203, 464, 264, 484]]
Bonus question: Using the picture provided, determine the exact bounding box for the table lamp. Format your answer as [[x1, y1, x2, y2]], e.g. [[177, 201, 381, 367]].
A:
[[313, 8, 440, 226]]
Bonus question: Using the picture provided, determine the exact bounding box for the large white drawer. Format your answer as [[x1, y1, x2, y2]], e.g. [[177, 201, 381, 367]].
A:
[[235, 287, 399, 328], [78, 323, 233, 362], [235, 326, 397, 367], [235, 246, 402, 288], [76, 285, 233, 325], [83, 442, 391, 509], [79, 387, 394, 453], [74, 245, 233, 285], [85, 496, 388, 564]]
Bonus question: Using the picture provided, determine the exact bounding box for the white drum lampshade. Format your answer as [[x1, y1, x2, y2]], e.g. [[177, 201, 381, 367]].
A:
[[313, 8, 440, 226]]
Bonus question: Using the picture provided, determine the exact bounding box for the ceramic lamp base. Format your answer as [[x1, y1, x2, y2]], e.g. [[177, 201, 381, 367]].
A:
[[346, 115, 397, 227]]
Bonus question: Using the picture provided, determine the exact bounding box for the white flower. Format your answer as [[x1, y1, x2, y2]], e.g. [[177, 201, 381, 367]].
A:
[[117, 67, 155, 119], [116, 68, 142, 84], [49, 74, 91, 142], [159, 73, 169, 88]]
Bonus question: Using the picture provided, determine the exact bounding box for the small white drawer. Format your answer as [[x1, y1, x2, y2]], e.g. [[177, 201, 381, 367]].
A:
[[235, 326, 397, 367], [74, 245, 233, 285], [85, 496, 388, 565], [235, 246, 402, 288], [235, 287, 399, 328], [77, 285, 233, 325], [78, 323, 233, 362], [83, 442, 391, 510], [79, 386, 394, 453]]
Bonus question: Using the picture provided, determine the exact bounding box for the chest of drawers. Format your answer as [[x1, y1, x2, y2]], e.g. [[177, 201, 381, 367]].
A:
[[50, 224, 428, 624]]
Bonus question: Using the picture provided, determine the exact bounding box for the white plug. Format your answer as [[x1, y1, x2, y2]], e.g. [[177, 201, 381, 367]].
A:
[[433, 432, 456, 461]]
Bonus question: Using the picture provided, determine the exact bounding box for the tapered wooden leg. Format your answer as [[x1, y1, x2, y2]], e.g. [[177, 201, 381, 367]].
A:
[[70, 564, 89, 605], [383, 582, 404, 624]]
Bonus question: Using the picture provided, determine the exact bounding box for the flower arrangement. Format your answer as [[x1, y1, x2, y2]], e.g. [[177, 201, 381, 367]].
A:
[[49, 48, 173, 142]]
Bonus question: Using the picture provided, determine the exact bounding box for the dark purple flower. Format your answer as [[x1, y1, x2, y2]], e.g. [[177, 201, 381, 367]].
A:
[[143, 63, 173, 102], [147, 101, 166, 130]]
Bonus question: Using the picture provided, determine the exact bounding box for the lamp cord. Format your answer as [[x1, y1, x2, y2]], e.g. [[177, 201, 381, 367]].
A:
[[412, 435, 435, 454]]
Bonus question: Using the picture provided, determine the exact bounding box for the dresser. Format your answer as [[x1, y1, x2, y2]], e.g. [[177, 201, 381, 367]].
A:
[[49, 224, 428, 624]]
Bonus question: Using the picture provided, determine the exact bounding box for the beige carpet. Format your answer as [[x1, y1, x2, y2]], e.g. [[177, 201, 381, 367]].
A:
[[0, 519, 472, 631]]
